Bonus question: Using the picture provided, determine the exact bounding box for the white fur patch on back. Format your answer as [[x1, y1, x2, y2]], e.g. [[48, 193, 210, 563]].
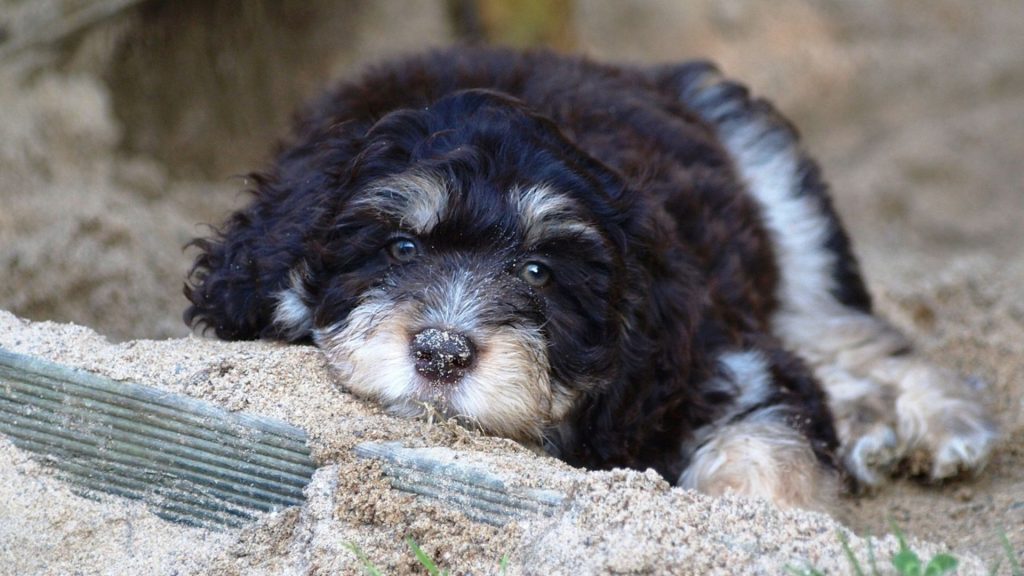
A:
[[717, 122, 840, 323], [679, 76, 855, 351]]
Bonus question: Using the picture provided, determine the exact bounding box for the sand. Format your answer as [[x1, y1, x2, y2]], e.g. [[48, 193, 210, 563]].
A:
[[1, 0, 1022, 573], [0, 311, 993, 575]]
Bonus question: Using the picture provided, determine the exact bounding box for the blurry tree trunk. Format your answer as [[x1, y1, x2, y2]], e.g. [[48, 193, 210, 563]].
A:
[[447, 0, 575, 50]]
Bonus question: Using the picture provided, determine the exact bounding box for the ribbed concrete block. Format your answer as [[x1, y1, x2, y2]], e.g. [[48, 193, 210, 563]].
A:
[[0, 348, 317, 530], [355, 441, 565, 526]]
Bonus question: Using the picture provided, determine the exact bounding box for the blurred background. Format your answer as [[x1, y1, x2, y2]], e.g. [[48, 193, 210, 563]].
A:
[[0, 0, 1022, 563], [1, 0, 1020, 341]]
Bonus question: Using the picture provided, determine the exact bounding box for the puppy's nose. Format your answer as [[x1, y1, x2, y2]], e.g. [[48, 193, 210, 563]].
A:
[[411, 327, 476, 383]]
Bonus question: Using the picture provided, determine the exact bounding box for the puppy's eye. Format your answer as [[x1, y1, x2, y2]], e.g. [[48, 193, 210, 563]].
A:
[[518, 261, 552, 287], [387, 237, 419, 263]]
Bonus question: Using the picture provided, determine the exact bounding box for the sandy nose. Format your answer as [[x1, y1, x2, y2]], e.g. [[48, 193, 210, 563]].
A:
[[410, 327, 476, 383]]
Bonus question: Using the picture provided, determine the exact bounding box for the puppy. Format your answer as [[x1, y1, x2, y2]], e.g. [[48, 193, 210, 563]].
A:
[[185, 48, 997, 509]]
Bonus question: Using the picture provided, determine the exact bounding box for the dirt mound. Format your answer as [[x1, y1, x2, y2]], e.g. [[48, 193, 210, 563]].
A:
[[0, 311, 991, 575]]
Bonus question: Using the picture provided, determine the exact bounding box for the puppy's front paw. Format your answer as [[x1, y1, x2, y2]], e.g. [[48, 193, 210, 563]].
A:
[[886, 364, 1000, 480], [818, 366, 903, 488], [842, 423, 900, 488], [915, 397, 999, 480]]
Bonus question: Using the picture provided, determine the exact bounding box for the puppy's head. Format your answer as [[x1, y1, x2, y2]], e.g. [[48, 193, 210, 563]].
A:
[[188, 90, 649, 441]]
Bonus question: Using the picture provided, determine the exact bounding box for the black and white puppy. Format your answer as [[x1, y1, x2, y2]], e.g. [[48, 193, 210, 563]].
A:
[[185, 48, 997, 509]]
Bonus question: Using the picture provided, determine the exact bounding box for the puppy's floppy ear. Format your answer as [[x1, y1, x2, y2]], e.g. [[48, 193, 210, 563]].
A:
[[184, 171, 324, 341], [184, 85, 444, 340]]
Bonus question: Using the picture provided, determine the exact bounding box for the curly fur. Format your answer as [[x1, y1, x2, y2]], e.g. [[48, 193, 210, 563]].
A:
[[185, 48, 996, 506]]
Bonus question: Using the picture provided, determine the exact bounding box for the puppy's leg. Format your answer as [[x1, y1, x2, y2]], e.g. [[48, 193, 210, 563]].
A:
[[781, 316, 997, 484], [680, 408, 837, 511], [813, 363, 900, 486], [679, 348, 838, 511], [662, 63, 998, 486]]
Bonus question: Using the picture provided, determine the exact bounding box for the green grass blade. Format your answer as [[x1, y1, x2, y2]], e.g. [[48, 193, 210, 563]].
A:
[[923, 554, 958, 576], [887, 521, 923, 576], [839, 530, 867, 576], [890, 520, 911, 554], [1001, 530, 1022, 576], [407, 537, 444, 576], [345, 542, 385, 576], [868, 536, 881, 576], [892, 550, 922, 576]]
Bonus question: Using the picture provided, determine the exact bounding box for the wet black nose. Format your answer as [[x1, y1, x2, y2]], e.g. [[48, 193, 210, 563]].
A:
[[410, 327, 476, 383]]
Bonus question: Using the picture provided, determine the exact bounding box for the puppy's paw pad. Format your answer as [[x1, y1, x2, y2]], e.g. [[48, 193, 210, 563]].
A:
[[842, 425, 901, 488]]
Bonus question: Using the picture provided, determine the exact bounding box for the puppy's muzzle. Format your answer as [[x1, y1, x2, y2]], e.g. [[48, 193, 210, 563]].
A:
[[410, 327, 476, 383]]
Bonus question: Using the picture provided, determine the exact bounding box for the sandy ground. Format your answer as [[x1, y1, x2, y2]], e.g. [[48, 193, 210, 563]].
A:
[[1, 0, 1022, 573], [0, 311, 993, 575]]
